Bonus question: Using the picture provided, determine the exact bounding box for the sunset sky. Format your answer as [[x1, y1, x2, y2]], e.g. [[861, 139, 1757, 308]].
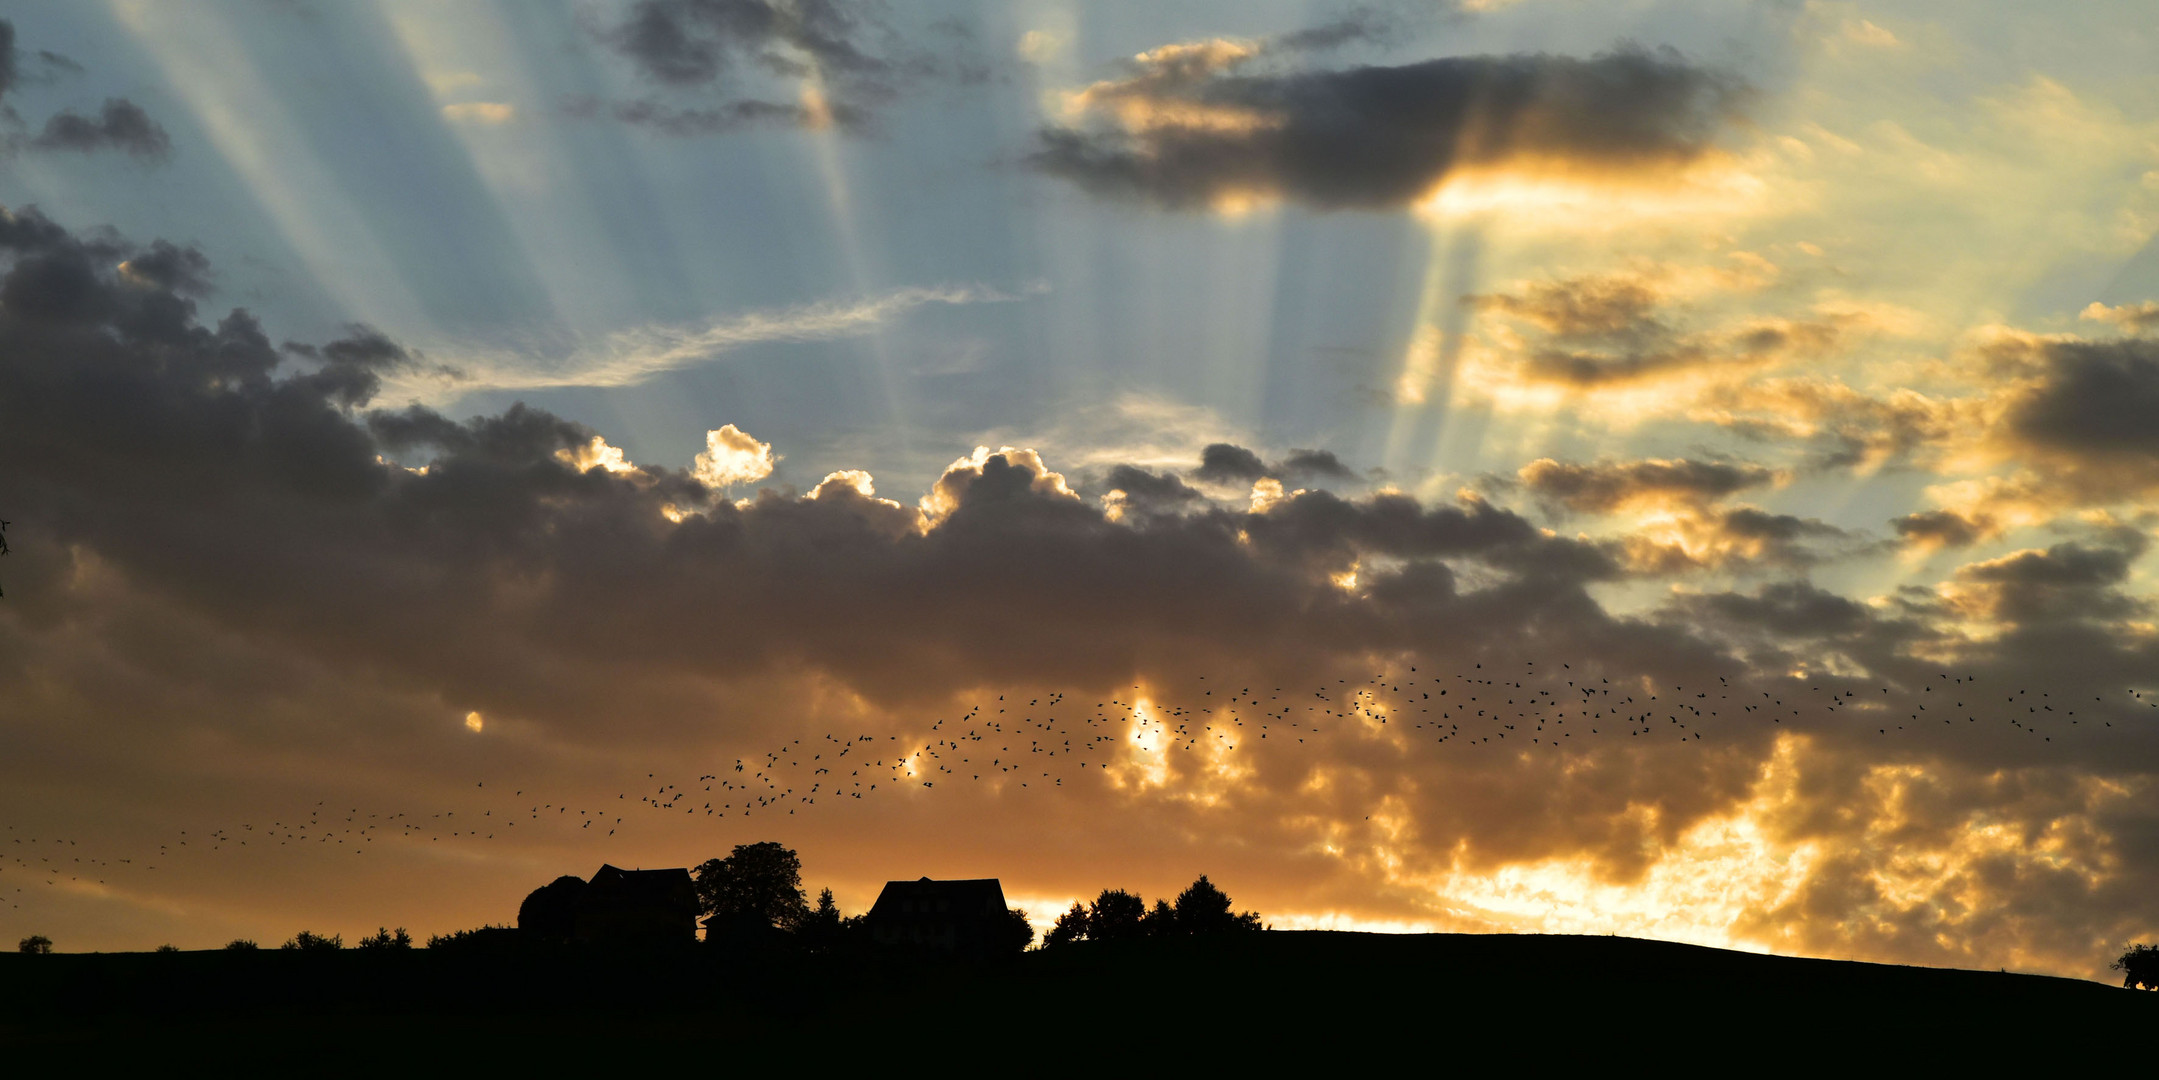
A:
[[2, 0, 2157, 980]]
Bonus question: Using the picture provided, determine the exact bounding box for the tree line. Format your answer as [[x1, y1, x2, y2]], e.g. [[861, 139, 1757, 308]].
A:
[[1043, 875, 1263, 946]]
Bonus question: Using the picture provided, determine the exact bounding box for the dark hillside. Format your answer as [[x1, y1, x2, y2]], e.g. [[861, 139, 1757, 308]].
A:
[[2, 931, 2146, 1060]]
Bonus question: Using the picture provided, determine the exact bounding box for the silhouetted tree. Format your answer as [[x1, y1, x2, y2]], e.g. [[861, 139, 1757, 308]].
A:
[[1171, 875, 1264, 933], [154, 944, 179, 953], [1045, 902, 1090, 947], [224, 939, 259, 951], [18, 935, 51, 954], [694, 841, 811, 931], [1001, 906, 1036, 954], [1141, 898, 1176, 936], [357, 927, 413, 951], [2118, 943, 2159, 989], [1088, 889, 1149, 941], [518, 875, 587, 942], [280, 930, 342, 951], [797, 887, 844, 952]]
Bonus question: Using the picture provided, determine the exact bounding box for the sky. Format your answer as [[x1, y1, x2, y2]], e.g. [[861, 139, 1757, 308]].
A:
[[1, 0, 2156, 980]]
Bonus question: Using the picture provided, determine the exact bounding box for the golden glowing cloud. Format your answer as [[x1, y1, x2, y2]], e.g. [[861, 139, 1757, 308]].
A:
[[693, 424, 778, 490]]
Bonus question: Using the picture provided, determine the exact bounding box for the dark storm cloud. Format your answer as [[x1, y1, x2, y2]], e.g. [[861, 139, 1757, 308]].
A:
[[1279, 449, 1357, 482], [1191, 443, 1268, 484], [1190, 442, 1360, 487], [29, 98, 171, 160], [117, 240, 212, 296], [0, 20, 171, 163], [1892, 509, 1988, 550], [605, 0, 884, 86], [590, 0, 982, 134], [1097, 464, 1203, 517], [1686, 581, 1874, 640], [2006, 337, 2159, 461], [1950, 534, 2151, 626], [0, 206, 1630, 725], [1031, 46, 1748, 210], [1710, 507, 1851, 562], [1518, 457, 1777, 514]]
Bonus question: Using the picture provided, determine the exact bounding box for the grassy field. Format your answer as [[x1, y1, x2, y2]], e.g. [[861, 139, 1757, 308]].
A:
[[3, 931, 2148, 1060]]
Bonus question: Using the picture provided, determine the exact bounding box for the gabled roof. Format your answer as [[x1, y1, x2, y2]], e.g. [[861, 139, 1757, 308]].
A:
[[867, 876, 1007, 919], [582, 864, 697, 910]]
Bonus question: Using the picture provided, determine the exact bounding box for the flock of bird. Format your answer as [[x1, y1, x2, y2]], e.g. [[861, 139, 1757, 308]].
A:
[[5, 660, 2156, 910]]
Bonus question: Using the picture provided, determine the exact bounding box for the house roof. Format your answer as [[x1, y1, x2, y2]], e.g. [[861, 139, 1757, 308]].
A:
[[867, 876, 1007, 919], [581, 864, 697, 911]]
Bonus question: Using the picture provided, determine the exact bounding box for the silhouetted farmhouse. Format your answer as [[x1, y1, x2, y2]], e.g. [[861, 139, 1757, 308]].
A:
[[865, 877, 1009, 957], [565, 865, 698, 947]]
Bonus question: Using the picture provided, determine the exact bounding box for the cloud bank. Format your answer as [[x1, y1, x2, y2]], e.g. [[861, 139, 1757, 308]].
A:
[[1031, 43, 1749, 210], [1, 209, 2156, 978]]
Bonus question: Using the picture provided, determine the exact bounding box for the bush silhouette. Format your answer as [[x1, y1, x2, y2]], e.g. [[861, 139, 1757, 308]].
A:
[[224, 939, 259, 951], [357, 927, 413, 951], [154, 944, 180, 954], [18, 935, 52, 955], [2118, 943, 2159, 989], [517, 875, 587, 942], [426, 925, 519, 952], [281, 930, 342, 952]]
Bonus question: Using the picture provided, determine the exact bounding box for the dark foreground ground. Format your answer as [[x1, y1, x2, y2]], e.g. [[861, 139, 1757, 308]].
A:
[[3, 931, 2149, 1063]]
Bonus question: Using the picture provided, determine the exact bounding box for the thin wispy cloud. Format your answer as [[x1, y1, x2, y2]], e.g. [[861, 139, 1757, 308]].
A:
[[381, 282, 1044, 403]]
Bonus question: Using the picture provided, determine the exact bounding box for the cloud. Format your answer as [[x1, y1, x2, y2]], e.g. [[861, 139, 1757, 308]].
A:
[[29, 98, 172, 160], [377, 282, 1038, 403], [1617, 506, 1856, 574], [0, 20, 172, 163], [1689, 376, 1974, 471], [1191, 443, 1268, 484], [1190, 442, 1360, 488], [2081, 300, 2159, 335], [604, 0, 886, 88], [692, 424, 778, 489], [1097, 465, 1204, 521], [1943, 534, 2150, 626], [116, 240, 212, 296], [1518, 457, 1779, 514], [1890, 509, 1991, 552], [588, 0, 986, 135], [2004, 337, 2159, 463], [1469, 273, 1847, 389], [1030, 44, 1749, 210]]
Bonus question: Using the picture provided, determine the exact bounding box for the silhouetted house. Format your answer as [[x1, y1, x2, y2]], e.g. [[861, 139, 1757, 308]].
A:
[[571, 864, 698, 947], [865, 877, 1009, 957]]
